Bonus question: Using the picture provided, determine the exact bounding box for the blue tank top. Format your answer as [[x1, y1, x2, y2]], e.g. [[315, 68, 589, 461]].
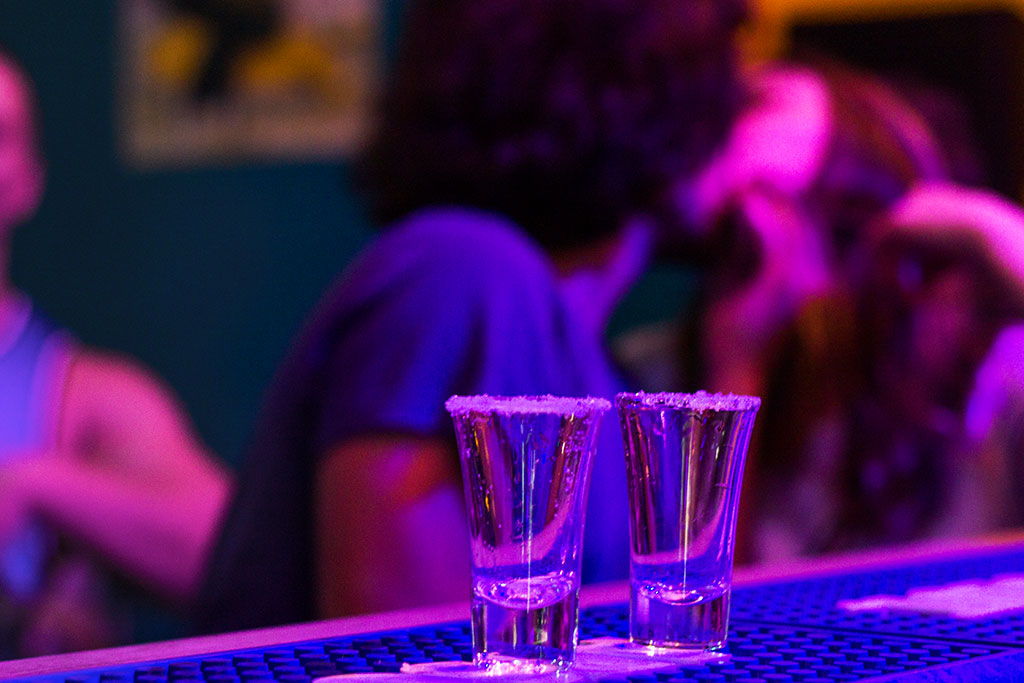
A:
[[0, 297, 74, 601]]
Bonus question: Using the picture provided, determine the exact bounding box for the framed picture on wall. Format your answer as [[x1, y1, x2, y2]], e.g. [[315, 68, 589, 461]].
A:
[[118, 0, 381, 167]]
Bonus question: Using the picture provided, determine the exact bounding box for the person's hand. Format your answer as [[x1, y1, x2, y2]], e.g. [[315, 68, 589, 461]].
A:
[[701, 189, 831, 393], [674, 64, 832, 236], [879, 182, 1024, 306]]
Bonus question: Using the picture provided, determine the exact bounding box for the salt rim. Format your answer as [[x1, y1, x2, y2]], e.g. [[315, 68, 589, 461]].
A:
[[445, 394, 611, 416], [616, 390, 760, 412]]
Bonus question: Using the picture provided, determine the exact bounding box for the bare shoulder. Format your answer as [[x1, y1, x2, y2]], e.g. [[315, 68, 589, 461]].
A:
[[63, 349, 186, 420], [66, 347, 165, 387], [58, 348, 208, 465]]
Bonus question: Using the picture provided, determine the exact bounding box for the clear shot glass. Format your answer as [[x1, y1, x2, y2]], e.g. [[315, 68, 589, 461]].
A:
[[616, 391, 760, 651], [445, 394, 611, 673]]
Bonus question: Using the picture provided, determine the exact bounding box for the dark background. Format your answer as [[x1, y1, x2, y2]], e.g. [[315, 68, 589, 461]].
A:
[[5, 0, 1023, 470], [791, 9, 1024, 200], [0, 0, 692, 474], [4, 0, 1023, 643], [0, 1, 409, 467]]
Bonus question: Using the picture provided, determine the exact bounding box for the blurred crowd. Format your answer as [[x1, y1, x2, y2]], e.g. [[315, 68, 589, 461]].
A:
[[3, 0, 1024, 658]]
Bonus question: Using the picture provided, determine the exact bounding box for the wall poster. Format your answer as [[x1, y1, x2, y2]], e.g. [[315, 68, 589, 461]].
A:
[[119, 0, 380, 166]]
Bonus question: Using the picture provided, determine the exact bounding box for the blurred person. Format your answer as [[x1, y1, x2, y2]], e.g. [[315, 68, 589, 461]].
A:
[[0, 51, 232, 657], [197, 0, 749, 631], [663, 59, 967, 397], [752, 183, 1024, 560], [612, 58, 993, 562], [965, 322, 1024, 529]]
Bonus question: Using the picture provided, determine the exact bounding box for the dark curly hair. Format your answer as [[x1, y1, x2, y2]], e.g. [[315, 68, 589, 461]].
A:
[[357, 0, 748, 250]]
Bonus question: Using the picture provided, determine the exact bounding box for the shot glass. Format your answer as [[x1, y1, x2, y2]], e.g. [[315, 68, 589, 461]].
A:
[[445, 394, 611, 673], [616, 391, 760, 651]]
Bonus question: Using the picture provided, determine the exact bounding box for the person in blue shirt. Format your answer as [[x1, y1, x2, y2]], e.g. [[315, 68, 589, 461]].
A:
[[0, 50, 232, 657], [198, 0, 750, 630]]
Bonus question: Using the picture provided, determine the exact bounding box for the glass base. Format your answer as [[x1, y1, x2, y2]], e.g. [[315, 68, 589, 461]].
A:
[[475, 655, 564, 675], [471, 591, 579, 672], [629, 585, 729, 650]]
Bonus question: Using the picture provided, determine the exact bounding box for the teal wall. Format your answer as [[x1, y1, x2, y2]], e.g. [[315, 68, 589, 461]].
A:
[[1, 0, 690, 644], [0, 0, 681, 472], [0, 1, 393, 467]]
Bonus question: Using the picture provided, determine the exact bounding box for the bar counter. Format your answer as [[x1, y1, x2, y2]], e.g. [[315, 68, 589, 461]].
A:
[[4, 532, 1024, 682]]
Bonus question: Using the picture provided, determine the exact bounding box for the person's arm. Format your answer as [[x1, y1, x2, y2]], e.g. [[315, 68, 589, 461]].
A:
[[314, 434, 470, 617], [879, 182, 1024, 303], [4, 350, 232, 603], [701, 189, 830, 396]]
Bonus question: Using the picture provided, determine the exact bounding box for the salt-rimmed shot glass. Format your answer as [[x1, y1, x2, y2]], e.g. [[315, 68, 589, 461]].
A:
[[445, 394, 611, 673], [616, 391, 760, 651]]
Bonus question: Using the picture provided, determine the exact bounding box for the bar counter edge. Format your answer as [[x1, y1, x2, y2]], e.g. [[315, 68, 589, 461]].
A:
[[3, 531, 1023, 680]]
